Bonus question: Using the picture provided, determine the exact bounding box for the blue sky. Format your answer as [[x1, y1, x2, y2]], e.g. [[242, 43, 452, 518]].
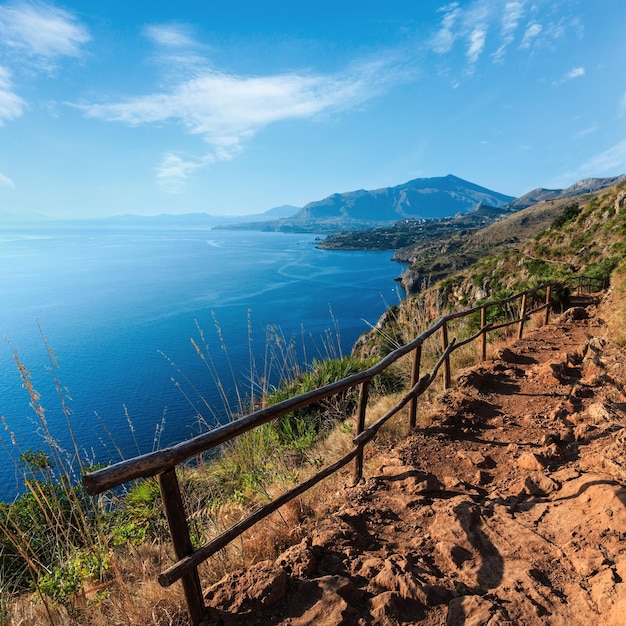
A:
[[0, 0, 625, 219]]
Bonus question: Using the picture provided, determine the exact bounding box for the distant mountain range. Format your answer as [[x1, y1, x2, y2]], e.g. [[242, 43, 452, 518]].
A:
[[221, 174, 516, 232], [506, 175, 626, 210], [1, 174, 624, 232], [0, 204, 300, 229]]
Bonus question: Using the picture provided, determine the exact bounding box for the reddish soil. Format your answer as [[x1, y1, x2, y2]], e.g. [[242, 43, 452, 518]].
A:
[[202, 297, 626, 625]]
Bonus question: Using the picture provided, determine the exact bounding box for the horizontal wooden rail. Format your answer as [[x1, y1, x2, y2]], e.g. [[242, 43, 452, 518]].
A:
[[81, 277, 603, 625]]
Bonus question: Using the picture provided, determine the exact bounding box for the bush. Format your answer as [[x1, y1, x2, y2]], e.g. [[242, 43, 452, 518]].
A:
[[551, 203, 581, 230]]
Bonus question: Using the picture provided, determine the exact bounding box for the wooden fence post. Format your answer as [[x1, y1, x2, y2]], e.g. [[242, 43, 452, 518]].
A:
[[353, 380, 370, 484], [441, 321, 451, 389], [517, 293, 528, 340], [409, 345, 422, 429], [480, 305, 487, 361], [544, 285, 552, 325], [158, 469, 205, 625]]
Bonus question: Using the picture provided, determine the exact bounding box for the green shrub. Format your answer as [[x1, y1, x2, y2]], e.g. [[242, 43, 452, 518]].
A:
[[551, 203, 581, 230]]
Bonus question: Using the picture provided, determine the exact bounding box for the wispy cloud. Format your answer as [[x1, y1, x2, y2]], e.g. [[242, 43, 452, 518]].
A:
[[432, 0, 582, 72], [155, 153, 214, 194], [0, 65, 25, 124], [78, 42, 409, 192], [553, 66, 585, 86], [432, 3, 462, 54], [0, 0, 90, 70], [619, 92, 626, 117], [467, 25, 487, 66], [143, 23, 198, 49], [519, 22, 542, 48], [493, 1, 525, 62], [0, 2, 89, 124], [0, 171, 15, 188], [580, 139, 626, 175]]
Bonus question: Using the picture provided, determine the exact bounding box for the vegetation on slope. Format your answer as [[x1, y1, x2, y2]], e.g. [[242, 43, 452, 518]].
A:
[[353, 180, 626, 359]]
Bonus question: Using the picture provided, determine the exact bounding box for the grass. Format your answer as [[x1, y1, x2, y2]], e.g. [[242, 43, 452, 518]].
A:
[[0, 312, 409, 625]]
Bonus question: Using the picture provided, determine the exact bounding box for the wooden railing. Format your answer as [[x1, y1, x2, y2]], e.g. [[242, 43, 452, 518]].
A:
[[82, 277, 603, 624]]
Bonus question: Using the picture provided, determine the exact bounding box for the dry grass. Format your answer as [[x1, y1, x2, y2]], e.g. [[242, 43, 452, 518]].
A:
[[602, 262, 626, 347]]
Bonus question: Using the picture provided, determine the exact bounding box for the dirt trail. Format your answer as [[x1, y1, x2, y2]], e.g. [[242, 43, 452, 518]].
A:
[[203, 298, 626, 625]]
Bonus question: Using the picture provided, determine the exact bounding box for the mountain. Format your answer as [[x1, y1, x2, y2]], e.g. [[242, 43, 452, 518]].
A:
[[0, 204, 300, 230], [218, 175, 515, 233], [397, 176, 626, 293], [296, 174, 514, 222], [259, 204, 300, 218], [507, 175, 625, 210]]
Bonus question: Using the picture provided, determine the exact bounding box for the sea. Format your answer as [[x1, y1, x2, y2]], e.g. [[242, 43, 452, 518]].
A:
[[0, 227, 405, 501]]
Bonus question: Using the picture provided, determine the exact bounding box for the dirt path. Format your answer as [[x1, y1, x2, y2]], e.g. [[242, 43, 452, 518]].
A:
[[203, 299, 626, 625]]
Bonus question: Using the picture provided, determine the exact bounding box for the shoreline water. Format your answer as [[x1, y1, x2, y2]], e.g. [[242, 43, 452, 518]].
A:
[[0, 228, 405, 501]]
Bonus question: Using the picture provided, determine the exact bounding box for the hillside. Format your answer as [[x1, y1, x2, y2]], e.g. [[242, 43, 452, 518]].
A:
[[396, 194, 582, 294], [317, 203, 512, 252], [317, 175, 625, 295], [193, 182, 626, 624], [202, 291, 626, 625]]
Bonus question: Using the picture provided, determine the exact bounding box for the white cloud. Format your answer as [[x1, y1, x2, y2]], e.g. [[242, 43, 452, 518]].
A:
[[520, 23, 542, 48], [566, 67, 585, 80], [0, 65, 25, 124], [467, 26, 487, 65], [0, 1, 90, 66], [0, 2, 88, 124], [432, 2, 461, 53], [78, 58, 405, 190], [0, 171, 15, 188], [553, 66, 585, 86], [493, 1, 525, 62], [155, 153, 214, 194], [144, 24, 197, 49], [580, 139, 626, 175]]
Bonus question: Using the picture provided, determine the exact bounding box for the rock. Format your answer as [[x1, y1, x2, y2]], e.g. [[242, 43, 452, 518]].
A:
[[586, 402, 613, 424], [494, 347, 519, 363], [589, 568, 619, 614], [517, 452, 547, 471], [561, 307, 588, 321], [550, 467, 580, 482], [474, 470, 492, 486], [276, 538, 317, 578], [574, 422, 597, 441], [533, 360, 569, 384], [380, 465, 444, 494], [541, 432, 561, 446], [457, 450, 488, 467], [446, 595, 499, 626], [286, 575, 360, 626], [205, 560, 288, 613], [369, 554, 431, 604], [370, 591, 426, 626], [523, 471, 559, 496]]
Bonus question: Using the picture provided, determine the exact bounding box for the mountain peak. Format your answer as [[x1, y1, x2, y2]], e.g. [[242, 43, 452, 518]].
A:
[[296, 175, 514, 222]]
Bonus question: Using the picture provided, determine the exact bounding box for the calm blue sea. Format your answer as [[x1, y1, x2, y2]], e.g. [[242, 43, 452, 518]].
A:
[[0, 228, 404, 501]]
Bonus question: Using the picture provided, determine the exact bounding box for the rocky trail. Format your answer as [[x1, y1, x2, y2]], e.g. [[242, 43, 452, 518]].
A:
[[203, 297, 626, 625]]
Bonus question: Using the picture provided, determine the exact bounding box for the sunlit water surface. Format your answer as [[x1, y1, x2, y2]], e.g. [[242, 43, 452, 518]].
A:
[[0, 228, 404, 501]]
